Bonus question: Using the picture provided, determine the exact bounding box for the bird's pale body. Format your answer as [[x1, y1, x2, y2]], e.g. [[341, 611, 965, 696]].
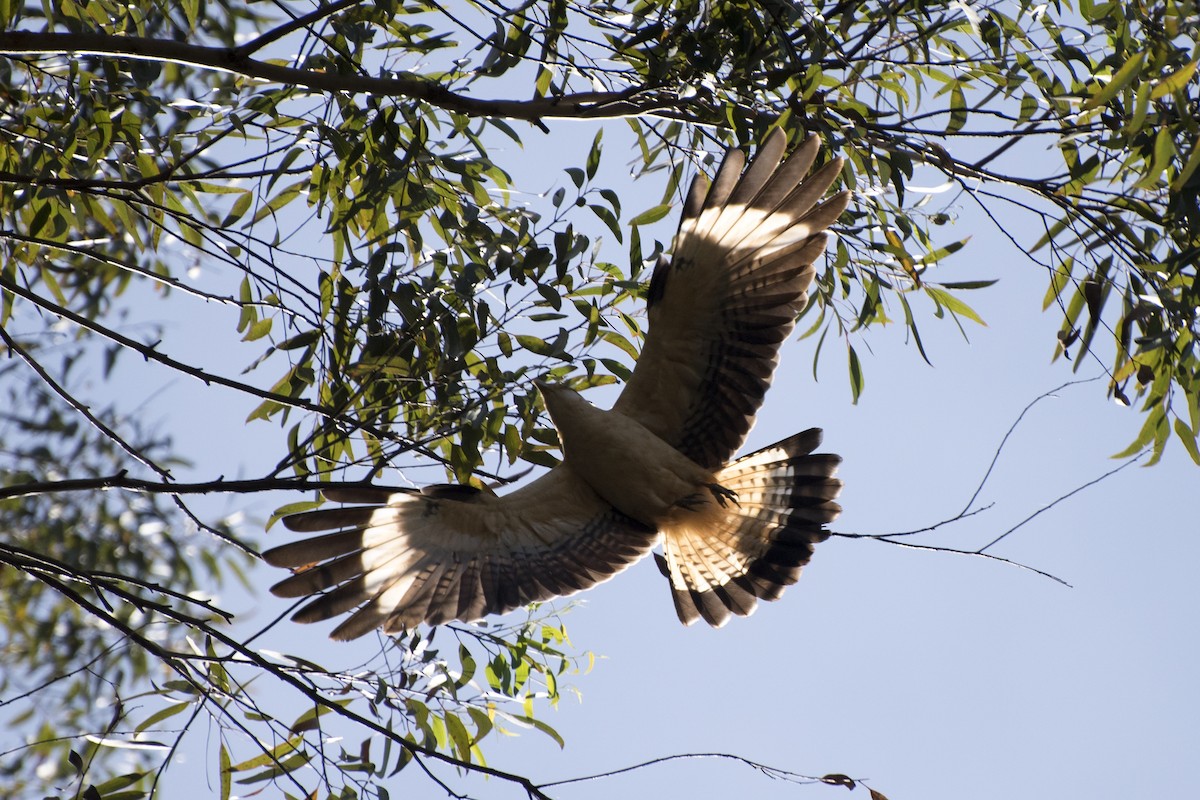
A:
[[535, 381, 717, 525]]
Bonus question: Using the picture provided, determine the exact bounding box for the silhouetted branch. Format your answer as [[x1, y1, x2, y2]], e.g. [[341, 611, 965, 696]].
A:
[[0, 31, 681, 123], [975, 450, 1149, 553], [0, 473, 404, 502], [832, 377, 1148, 588], [0, 325, 172, 479], [960, 377, 1107, 515], [540, 751, 829, 789]]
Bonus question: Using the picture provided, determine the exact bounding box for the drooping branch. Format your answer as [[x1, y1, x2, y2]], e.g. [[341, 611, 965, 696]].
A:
[[6, 527, 877, 799], [538, 751, 837, 790], [0, 30, 681, 122]]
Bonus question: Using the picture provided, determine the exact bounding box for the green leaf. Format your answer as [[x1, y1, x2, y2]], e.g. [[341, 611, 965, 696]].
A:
[[847, 343, 864, 403], [898, 293, 932, 366], [511, 714, 565, 748], [916, 236, 971, 266], [588, 204, 623, 242], [226, 736, 304, 773], [1042, 261, 1074, 311], [599, 329, 638, 361], [242, 317, 273, 342], [947, 84, 967, 133], [445, 712, 473, 761], [248, 179, 306, 225], [564, 167, 585, 188], [628, 204, 672, 226], [1151, 60, 1197, 99], [289, 703, 334, 734], [1171, 137, 1200, 192], [1082, 51, 1146, 110], [468, 707, 494, 744], [937, 279, 998, 290], [135, 701, 192, 734], [534, 65, 552, 97], [1174, 418, 1200, 465], [925, 286, 987, 326], [585, 129, 603, 179], [221, 190, 253, 227], [219, 743, 232, 800], [1113, 407, 1164, 459]]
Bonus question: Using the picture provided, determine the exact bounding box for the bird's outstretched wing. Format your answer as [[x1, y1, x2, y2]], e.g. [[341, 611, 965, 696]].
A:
[[262, 467, 657, 640], [613, 130, 850, 470]]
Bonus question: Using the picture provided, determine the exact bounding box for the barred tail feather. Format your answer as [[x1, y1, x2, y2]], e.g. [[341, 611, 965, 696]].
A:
[[661, 428, 842, 627]]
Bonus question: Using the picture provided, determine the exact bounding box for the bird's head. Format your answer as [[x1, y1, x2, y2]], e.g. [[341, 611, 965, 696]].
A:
[[532, 378, 592, 433]]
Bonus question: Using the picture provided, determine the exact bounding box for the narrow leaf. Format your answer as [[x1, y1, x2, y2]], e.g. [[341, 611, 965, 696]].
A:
[[629, 204, 672, 226], [1082, 51, 1146, 110]]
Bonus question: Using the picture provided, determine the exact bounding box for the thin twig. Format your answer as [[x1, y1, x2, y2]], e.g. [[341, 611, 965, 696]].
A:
[[961, 376, 1106, 516], [541, 752, 827, 790], [0, 325, 171, 479], [976, 449, 1149, 553]]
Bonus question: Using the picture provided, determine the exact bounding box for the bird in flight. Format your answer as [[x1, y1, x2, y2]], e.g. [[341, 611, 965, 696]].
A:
[[263, 129, 850, 640]]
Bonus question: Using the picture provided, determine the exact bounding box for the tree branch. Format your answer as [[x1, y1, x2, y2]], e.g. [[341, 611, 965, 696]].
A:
[[0, 30, 679, 122], [2, 538, 559, 798], [233, 0, 364, 57], [0, 273, 536, 484], [539, 751, 832, 790], [0, 472, 408, 502]]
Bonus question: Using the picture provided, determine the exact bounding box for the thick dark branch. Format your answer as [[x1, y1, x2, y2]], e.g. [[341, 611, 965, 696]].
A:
[[0, 473, 407, 502], [0, 30, 678, 122]]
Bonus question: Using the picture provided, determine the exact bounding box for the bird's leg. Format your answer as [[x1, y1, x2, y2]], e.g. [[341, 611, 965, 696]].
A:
[[706, 482, 741, 508], [676, 483, 740, 512]]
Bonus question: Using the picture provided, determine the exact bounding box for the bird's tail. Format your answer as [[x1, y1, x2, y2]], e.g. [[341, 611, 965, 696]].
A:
[[657, 428, 842, 627]]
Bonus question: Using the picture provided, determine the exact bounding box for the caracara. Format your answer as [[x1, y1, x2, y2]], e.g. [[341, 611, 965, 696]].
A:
[[263, 129, 849, 639]]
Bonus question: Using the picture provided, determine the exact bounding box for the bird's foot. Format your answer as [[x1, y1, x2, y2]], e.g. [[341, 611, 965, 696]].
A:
[[677, 483, 741, 511], [706, 482, 741, 508]]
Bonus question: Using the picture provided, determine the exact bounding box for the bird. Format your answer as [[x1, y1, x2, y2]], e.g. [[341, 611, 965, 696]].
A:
[[262, 128, 850, 640]]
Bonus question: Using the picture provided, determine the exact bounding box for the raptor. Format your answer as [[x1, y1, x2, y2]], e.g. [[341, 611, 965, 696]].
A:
[[263, 129, 850, 639]]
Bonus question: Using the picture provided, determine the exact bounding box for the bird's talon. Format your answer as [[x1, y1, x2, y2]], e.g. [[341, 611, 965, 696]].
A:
[[707, 483, 740, 508]]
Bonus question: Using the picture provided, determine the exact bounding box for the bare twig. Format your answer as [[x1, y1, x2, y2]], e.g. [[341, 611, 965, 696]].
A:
[[833, 377, 1148, 588], [0, 325, 172, 479], [975, 449, 1149, 553], [540, 752, 828, 790], [961, 377, 1107, 516]]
